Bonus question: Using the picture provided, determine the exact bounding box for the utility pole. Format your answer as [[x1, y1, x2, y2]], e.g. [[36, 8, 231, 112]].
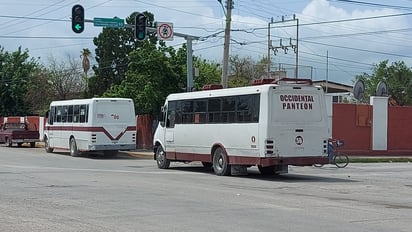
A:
[[268, 15, 299, 78], [221, 0, 233, 88], [267, 17, 274, 77], [295, 17, 299, 79], [326, 50, 329, 93], [186, 36, 194, 92]]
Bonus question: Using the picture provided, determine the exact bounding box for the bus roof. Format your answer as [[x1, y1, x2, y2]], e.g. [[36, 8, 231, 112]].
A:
[[166, 83, 323, 101], [49, 98, 134, 106]]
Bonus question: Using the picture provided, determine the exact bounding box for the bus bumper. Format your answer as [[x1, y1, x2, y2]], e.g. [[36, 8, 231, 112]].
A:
[[88, 144, 136, 151], [260, 156, 329, 167]]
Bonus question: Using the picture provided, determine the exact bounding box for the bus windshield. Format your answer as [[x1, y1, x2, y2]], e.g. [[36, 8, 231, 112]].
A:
[[94, 100, 135, 124]]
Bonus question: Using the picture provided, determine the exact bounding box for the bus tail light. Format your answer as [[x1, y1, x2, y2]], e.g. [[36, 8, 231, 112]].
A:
[[91, 133, 97, 143], [265, 139, 274, 155]]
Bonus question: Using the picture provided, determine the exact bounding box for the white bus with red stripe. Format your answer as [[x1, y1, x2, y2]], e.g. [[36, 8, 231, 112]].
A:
[[44, 98, 136, 157], [153, 79, 330, 176]]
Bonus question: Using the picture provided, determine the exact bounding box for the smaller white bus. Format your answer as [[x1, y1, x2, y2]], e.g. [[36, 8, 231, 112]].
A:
[[44, 98, 136, 157], [153, 78, 330, 176]]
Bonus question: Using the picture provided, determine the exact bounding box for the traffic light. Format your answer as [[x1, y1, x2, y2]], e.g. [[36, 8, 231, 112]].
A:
[[135, 13, 147, 41], [72, 4, 84, 33]]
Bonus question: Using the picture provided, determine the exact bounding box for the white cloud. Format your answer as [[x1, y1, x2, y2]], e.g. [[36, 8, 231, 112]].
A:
[[296, 0, 412, 83]]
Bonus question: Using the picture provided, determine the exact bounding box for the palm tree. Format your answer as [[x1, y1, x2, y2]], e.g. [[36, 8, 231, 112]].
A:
[[80, 48, 91, 78]]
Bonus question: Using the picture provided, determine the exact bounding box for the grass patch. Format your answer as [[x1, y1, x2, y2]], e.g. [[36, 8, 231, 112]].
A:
[[349, 157, 412, 163]]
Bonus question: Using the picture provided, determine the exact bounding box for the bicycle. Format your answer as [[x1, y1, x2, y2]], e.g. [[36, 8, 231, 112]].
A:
[[314, 139, 349, 168]]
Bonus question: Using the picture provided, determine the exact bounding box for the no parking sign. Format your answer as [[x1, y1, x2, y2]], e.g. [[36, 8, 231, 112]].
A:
[[157, 22, 174, 41]]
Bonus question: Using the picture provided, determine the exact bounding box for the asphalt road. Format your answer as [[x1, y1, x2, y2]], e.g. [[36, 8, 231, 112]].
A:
[[0, 146, 411, 232]]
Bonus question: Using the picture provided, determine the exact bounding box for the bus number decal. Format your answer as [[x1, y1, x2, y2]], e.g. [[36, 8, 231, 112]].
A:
[[295, 136, 303, 145], [111, 114, 120, 120]]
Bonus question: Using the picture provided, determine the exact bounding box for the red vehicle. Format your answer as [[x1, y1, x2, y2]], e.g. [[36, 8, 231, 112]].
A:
[[0, 122, 40, 148]]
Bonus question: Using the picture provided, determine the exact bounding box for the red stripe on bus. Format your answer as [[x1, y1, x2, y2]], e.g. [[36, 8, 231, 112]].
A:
[[45, 126, 136, 141]]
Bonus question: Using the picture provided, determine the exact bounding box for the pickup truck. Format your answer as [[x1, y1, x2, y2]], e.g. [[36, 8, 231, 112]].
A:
[[0, 122, 40, 148]]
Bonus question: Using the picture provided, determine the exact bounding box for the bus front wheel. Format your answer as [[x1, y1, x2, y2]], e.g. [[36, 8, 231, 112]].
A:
[[70, 138, 80, 157], [212, 147, 231, 176], [156, 146, 170, 169]]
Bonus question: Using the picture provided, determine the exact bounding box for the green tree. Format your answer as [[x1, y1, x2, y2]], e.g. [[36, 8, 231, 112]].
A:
[[228, 55, 268, 87], [104, 40, 186, 115], [88, 11, 155, 97], [0, 46, 38, 116], [24, 67, 54, 116], [355, 60, 412, 105], [192, 57, 221, 90]]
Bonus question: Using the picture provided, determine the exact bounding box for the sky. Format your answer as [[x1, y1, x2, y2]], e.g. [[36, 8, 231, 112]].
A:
[[1, 0, 412, 85]]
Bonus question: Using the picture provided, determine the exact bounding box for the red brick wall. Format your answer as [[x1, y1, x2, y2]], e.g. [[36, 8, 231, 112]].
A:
[[332, 104, 372, 152], [387, 106, 412, 150]]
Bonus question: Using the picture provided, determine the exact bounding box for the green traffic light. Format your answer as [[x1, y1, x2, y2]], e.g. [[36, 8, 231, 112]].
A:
[[74, 24, 82, 31], [135, 13, 146, 41], [137, 32, 145, 40], [71, 4, 84, 33]]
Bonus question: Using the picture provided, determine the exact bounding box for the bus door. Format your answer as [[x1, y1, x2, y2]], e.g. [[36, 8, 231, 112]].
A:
[[165, 102, 176, 159], [270, 89, 328, 157], [46, 107, 56, 147]]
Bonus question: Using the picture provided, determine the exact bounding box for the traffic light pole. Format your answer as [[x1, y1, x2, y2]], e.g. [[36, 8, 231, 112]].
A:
[[147, 27, 200, 92]]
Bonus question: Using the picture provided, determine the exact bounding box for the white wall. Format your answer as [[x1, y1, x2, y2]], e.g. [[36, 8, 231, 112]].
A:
[[370, 96, 388, 150]]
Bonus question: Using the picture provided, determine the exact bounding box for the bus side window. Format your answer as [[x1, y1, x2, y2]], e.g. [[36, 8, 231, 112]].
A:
[[166, 101, 176, 128], [251, 94, 260, 122], [73, 105, 80, 123], [62, 105, 68, 122], [56, 106, 62, 123], [222, 97, 236, 123], [67, 105, 74, 123], [182, 100, 194, 124], [194, 100, 207, 123], [80, 104, 88, 123], [47, 107, 54, 125], [208, 98, 222, 123]]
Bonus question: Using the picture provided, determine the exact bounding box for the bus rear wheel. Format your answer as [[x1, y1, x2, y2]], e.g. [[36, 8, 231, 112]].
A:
[[212, 147, 231, 176], [156, 146, 170, 169], [70, 138, 80, 157]]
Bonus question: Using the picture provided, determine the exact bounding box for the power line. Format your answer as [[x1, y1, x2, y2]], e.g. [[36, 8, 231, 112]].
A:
[[0, 35, 93, 39], [301, 40, 412, 59], [328, 0, 412, 11], [0, 15, 68, 22], [301, 28, 412, 40]]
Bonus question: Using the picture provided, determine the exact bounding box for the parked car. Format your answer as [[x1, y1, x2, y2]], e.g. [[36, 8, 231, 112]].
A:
[[0, 122, 40, 147]]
